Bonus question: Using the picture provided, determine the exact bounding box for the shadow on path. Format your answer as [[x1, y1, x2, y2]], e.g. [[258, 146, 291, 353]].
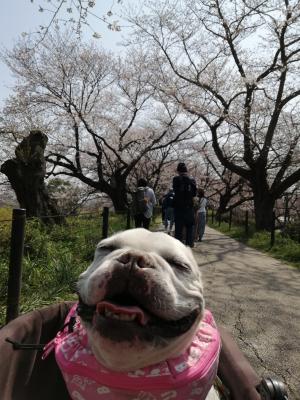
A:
[[192, 227, 300, 399]]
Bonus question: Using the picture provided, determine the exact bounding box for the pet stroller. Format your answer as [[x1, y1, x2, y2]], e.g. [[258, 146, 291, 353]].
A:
[[0, 302, 288, 400]]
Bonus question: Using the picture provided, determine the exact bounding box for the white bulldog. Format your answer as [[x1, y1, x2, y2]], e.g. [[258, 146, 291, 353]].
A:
[[77, 228, 219, 399]]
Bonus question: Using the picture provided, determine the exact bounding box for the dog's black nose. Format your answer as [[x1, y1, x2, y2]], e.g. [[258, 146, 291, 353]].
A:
[[134, 255, 150, 269], [117, 251, 152, 269], [117, 253, 131, 264]]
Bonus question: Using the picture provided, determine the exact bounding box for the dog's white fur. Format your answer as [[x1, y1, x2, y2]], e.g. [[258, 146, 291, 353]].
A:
[[77, 228, 219, 399]]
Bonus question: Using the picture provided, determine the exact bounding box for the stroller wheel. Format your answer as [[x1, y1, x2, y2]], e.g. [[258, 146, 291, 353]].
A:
[[257, 378, 288, 400]]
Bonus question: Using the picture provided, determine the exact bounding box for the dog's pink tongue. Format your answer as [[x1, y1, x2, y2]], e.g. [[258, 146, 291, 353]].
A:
[[97, 301, 148, 325]]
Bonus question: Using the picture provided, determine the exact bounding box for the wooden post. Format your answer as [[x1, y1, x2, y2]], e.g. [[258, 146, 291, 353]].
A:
[[126, 208, 131, 230], [245, 210, 249, 235], [102, 207, 109, 239], [6, 208, 26, 324], [211, 209, 214, 224], [229, 209, 232, 231], [284, 195, 289, 225], [218, 212, 221, 227], [270, 211, 275, 247]]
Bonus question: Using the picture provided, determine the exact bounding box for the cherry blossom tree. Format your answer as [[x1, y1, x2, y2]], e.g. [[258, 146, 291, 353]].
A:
[[27, 0, 122, 43], [202, 147, 253, 216], [1, 130, 65, 223], [1, 32, 200, 211], [128, 0, 300, 230]]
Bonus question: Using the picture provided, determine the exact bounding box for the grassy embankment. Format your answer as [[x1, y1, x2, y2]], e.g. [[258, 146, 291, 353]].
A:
[[208, 217, 300, 269]]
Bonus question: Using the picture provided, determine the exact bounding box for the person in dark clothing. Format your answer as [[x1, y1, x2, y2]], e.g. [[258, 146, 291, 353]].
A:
[[172, 162, 197, 247], [162, 188, 175, 234]]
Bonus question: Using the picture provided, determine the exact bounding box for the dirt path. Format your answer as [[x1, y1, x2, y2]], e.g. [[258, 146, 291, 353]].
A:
[[192, 226, 300, 399]]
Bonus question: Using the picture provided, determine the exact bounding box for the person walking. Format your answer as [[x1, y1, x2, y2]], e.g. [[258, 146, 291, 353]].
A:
[[162, 188, 175, 234], [132, 178, 156, 229], [195, 188, 207, 242], [172, 162, 197, 247]]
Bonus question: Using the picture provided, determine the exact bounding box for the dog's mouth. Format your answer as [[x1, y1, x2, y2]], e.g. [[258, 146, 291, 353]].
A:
[[77, 293, 201, 342], [96, 295, 149, 325]]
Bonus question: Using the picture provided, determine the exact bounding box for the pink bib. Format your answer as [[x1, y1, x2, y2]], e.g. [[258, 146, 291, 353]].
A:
[[44, 304, 221, 400]]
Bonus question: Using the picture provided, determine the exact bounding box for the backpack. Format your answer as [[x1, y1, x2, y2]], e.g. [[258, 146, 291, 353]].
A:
[[132, 187, 149, 215], [43, 304, 221, 400], [173, 175, 196, 208]]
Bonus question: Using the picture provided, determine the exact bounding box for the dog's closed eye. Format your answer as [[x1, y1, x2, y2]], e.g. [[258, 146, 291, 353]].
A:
[[97, 244, 118, 252], [167, 259, 190, 272], [94, 244, 118, 260]]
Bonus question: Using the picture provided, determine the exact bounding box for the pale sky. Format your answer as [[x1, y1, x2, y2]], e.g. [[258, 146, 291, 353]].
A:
[[0, 1, 129, 106]]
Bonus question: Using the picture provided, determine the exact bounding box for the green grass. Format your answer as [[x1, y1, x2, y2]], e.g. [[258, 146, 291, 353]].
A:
[[0, 208, 137, 325], [0, 207, 13, 221], [208, 220, 300, 269]]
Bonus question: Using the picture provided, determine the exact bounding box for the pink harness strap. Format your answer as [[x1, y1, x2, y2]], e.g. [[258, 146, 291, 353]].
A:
[[47, 305, 221, 400]]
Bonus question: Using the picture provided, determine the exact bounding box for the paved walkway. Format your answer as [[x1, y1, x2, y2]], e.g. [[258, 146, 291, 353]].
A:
[[192, 226, 300, 399]]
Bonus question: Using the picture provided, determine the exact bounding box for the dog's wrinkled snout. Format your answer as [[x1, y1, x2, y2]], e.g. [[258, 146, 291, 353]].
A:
[[117, 251, 153, 269]]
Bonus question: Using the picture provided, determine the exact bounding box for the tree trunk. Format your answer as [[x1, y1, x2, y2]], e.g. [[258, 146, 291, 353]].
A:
[[216, 192, 231, 219], [253, 192, 275, 231], [109, 185, 129, 212], [0, 130, 64, 224], [248, 165, 275, 230]]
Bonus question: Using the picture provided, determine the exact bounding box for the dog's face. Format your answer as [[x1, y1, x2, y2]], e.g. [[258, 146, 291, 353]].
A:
[[77, 228, 204, 371]]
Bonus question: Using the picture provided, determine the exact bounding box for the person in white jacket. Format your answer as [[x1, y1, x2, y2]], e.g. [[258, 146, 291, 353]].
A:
[[132, 178, 157, 229]]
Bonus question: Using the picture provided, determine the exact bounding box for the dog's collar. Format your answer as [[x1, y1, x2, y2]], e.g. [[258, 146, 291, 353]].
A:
[[54, 307, 221, 400]]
